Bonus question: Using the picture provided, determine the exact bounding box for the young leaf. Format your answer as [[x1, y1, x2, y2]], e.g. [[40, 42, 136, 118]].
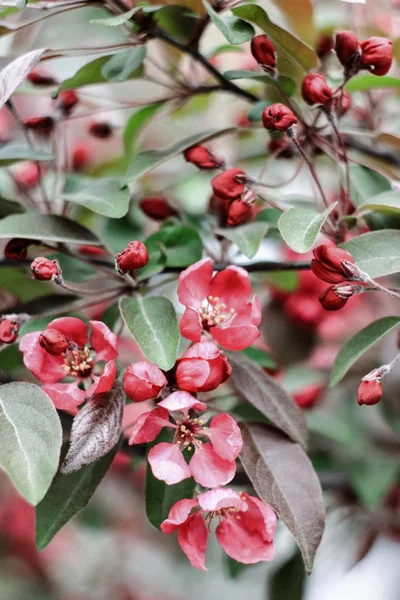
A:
[[61, 385, 124, 474], [57, 56, 111, 92], [227, 352, 308, 448], [36, 443, 119, 550], [357, 191, 400, 216], [341, 230, 400, 278], [91, 7, 139, 26], [145, 223, 203, 267], [124, 102, 165, 156], [101, 47, 146, 83], [203, 1, 255, 45], [146, 430, 195, 529], [121, 127, 235, 185], [239, 422, 325, 573], [346, 74, 400, 92], [223, 70, 296, 95], [349, 165, 391, 206], [119, 296, 179, 371], [0, 382, 62, 505], [0, 48, 46, 108], [63, 176, 130, 218], [0, 144, 54, 165], [278, 204, 337, 253], [215, 222, 268, 259], [232, 5, 318, 71], [0, 214, 101, 245], [330, 316, 400, 387]]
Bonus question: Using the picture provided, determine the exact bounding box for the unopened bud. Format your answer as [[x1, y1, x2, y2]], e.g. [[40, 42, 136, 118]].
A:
[[250, 35, 277, 75], [184, 145, 224, 170], [39, 328, 69, 356], [262, 103, 297, 132], [139, 196, 176, 220], [357, 379, 383, 406], [24, 116, 55, 137], [88, 121, 113, 139], [124, 361, 167, 402], [28, 69, 57, 86], [301, 73, 332, 106], [227, 198, 253, 227], [361, 37, 393, 76], [56, 90, 79, 114], [0, 317, 19, 344], [211, 168, 247, 200], [116, 241, 149, 273], [311, 245, 355, 283], [4, 239, 30, 261], [335, 31, 361, 71], [31, 257, 61, 282]]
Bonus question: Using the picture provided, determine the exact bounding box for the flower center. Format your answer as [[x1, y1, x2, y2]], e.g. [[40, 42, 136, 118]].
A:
[[175, 417, 208, 451], [63, 347, 93, 378], [199, 295, 235, 329]]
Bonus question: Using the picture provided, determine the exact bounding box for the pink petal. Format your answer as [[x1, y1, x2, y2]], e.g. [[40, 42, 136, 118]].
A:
[[86, 360, 116, 397], [198, 488, 247, 512], [180, 308, 203, 342], [148, 442, 192, 485], [181, 341, 220, 360], [251, 295, 262, 326], [210, 324, 260, 351], [158, 391, 207, 413], [177, 512, 208, 571], [178, 258, 213, 309], [128, 407, 173, 444], [42, 382, 86, 410], [175, 358, 210, 392], [215, 496, 275, 564], [209, 266, 251, 311], [89, 320, 118, 361], [189, 444, 236, 488], [244, 494, 277, 542], [48, 317, 88, 347], [19, 332, 66, 384], [209, 414, 243, 461], [160, 498, 199, 534]]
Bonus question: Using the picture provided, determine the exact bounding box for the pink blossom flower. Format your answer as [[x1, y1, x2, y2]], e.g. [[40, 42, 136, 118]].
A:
[[177, 258, 261, 351], [161, 488, 276, 570], [20, 317, 118, 410], [129, 391, 242, 487]]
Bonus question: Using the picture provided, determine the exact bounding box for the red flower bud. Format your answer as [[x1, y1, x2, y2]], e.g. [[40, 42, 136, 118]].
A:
[[0, 317, 19, 344], [293, 384, 324, 409], [262, 103, 298, 132], [28, 69, 57, 86], [24, 116, 55, 137], [211, 168, 247, 200], [116, 241, 148, 272], [124, 361, 167, 402], [57, 90, 79, 114], [139, 196, 176, 220], [39, 328, 69, 356], [357, 379, 383, 406], [227, 198, 252, 227], [250, 35, 276, 73], [184, 145, 224, 170], [319, 284, 355, 311], [14, 162, 40, 189], [332, 91, 352, 117], [78, 245, 108, 257], [175, 341, 232, 393], [335, 31, 360, 69], [88, 122, 113, 139], [4, 239, 30, 261], [31, 257, 60, 281], [301, 73, 332, 106], [311, 245, 355, 283], [361, 37, 393, 76], [316, 34, 334, 60], [72, 143, 92, 172]]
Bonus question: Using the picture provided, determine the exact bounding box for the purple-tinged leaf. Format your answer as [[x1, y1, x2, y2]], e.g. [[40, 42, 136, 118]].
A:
[[0, 48, 47, 109], [61, 384, 124, 474], [239, 422, 325, 574]]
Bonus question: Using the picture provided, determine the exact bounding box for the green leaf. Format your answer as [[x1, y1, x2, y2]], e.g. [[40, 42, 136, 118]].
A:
[[240, 423, 325, 573], [90, 7, 138, 26], [0, 214, 101, 245], [350, 458, 399, 506], [223, 69, 296, 95], [357, 191, 400, 216], [270, 0, 315, 45], [232, 4, 318, 71], [36, 444, 119, 550], [0, 197, 25, 218], [264, 270, 299, 292], [146, 430, 195, 529], [63, 176, 130, 218], [122, 127, 234, 185], [101, 47, 146, 83], [145, 223, 203, 267], [0, 144, 54, 165], [278, 203, 337, 253], [203, 1, 255, 45], [349, 165, 391, 206], [330, 316, 400, 386], [270, 551, 305, 600], [119, 295, 179, 371], [57, 56, 111, 92], [215, 222, 268, 259], [0, 48, 46, 109], [0, 383, 62, 505], [346, 74, 400, 92], [154, 5, 198, 43], [227, 353, 308, 448], [341, 230, 400, 278], [241, 346, 278, 370], [124, 103, 165, 156]]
